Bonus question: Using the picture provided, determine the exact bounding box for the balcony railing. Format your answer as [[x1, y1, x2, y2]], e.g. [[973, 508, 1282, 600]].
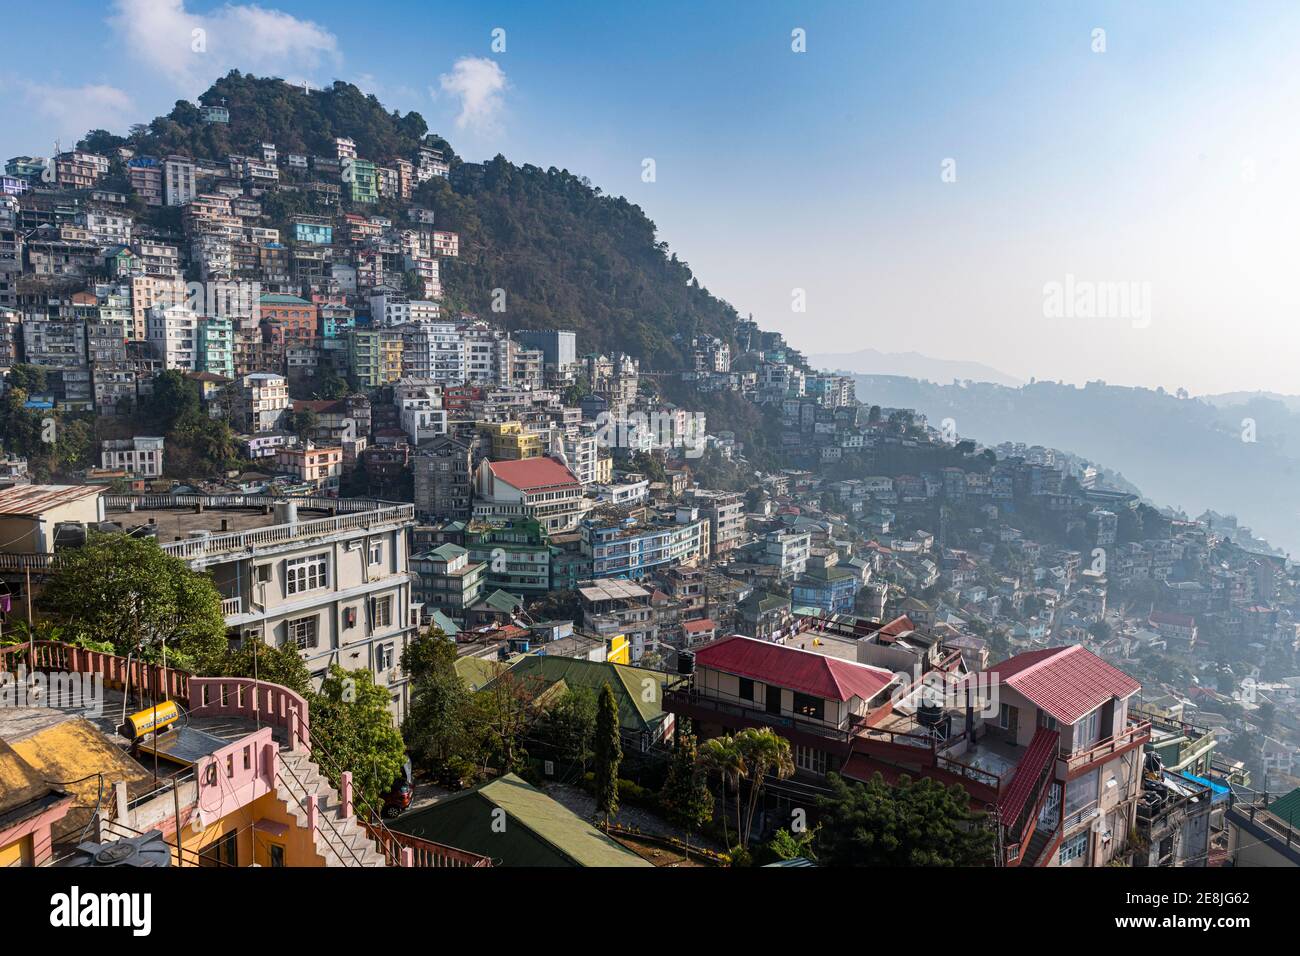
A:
[[157, 505, 414, 562], [663, 687, 855, 745], [1058, 720, 1151, 774]]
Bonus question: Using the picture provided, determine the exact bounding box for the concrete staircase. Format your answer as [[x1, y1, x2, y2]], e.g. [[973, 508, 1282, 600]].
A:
[[1022, 827, 1056, 867], [275, 750, 392, 867]]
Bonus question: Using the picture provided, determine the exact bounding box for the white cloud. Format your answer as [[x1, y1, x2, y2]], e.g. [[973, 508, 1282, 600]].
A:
[[109, 0, 340, 92], [20, 83, 136, 147], [436, 57, 508, 135]]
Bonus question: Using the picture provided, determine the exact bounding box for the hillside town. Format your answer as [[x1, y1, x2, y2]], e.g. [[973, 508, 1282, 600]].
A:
[[2, 82, 1298, 877]]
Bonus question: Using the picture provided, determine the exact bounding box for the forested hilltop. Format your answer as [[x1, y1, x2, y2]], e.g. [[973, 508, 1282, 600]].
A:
[[80, 71, 740, 370]]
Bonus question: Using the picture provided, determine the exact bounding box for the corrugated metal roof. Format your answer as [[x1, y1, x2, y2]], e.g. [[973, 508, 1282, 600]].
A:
[[487, 457, 579, 492], [996, 726, 1059, 823], [0, 484, 103, 518], [992, 645, 1141, 724], [694, 635, 895, 703]]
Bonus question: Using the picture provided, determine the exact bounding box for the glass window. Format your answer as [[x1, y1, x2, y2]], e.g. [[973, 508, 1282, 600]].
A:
[[1059, 830, 1089, 864], [286, 554, 328, 594], [288, 616, 318, 650], [372, 596, 393, 629]]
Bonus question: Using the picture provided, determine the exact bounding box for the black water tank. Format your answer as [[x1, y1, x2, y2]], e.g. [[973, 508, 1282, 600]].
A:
[[917, 701, 945, 727], [53, 522, 86, 550], [60, 830, 171, 867], [677, 651, 695, 675]]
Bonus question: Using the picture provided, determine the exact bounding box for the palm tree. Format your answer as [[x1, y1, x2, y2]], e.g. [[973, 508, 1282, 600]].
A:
[[734, 727, 795, 845], [697, 735, 746, 848]]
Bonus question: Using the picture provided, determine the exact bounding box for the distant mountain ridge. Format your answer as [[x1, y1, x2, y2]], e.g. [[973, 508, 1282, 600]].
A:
[[853, 375, 1300, 554], [810, 348, 1022, 387]]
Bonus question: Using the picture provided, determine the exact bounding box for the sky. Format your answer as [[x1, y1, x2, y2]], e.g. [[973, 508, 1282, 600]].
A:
[[3, 0, 1299, 396]]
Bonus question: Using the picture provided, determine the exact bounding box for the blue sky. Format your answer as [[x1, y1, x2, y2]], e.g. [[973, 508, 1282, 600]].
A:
[[3, 1, 1299, 395]]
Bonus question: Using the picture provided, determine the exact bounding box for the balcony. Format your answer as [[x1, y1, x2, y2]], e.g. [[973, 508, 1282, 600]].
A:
[[1058, 718, 1151, 775], [663, 686, 855, 747], [220, 596, 243, 617]]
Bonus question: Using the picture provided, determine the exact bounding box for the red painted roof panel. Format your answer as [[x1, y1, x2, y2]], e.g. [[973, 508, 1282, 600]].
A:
[[991, 645, 1140, 724], [694, 635, 895, 703]]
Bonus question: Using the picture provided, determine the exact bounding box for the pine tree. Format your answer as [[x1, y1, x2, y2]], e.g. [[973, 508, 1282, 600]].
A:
[[660, 730, 713, 832], [593, 682, 622, 824]]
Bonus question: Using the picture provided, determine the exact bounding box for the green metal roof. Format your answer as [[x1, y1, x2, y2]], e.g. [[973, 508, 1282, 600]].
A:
[[1268, 787, 1300, 826], [392, 773, 650, 867], [487, 655, 671, 737]]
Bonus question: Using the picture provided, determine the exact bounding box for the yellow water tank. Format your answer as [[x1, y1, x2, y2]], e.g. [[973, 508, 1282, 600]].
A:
[[124, 700, 180, 740]]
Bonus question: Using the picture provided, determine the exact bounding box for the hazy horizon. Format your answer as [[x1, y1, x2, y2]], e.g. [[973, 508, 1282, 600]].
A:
[[5, 1, 1298, 395]]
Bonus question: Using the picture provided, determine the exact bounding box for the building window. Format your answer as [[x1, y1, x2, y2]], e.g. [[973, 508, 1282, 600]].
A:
[[795, 745, 828, 775], [286, 554, 328, 594], [1059, 829, 1089, 864], [377, 643, 395, 670], [372, 595, 393, 629], [791, 692, 824, 722], [288, 616, 318, 650], [738, 678, 754, 702], [369, 541, 383, 565]]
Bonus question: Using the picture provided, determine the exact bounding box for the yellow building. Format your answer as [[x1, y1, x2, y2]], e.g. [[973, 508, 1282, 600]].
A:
[[380, 331, 404, 384], [478, 421, 544, 461], [605, 634, 631, 665]]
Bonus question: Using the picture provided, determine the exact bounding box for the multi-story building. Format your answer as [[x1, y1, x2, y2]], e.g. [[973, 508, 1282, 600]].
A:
[[100, 436, 164, 477], [197, 315, 234, 379], [792, 563, 860, 614], [275, 444, 343, 493], [682, 488, 746, 555], [122, 495, 416, 716], [164, 155, 196, 206], [259, 293, 318, 342], [473, 457, 584, 533], [578, 578, 658, 662], [464, 517, 554, 598], [237, 372, 289, 433], [413, 437, 474, 520], [478, 420, 544, 461], [146, 303, 199, 370], [580, 506, 710, 580], [761, 528, 812, 579], [410, 543, 486, 623], [346, 158, 378, 204], [669, 639, 1149, 867]]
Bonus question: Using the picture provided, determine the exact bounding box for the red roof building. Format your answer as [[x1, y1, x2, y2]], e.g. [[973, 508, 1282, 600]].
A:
[[693, 635, 895, 703], [484, 457, 579, 493], [990, 645, 1141, 724]]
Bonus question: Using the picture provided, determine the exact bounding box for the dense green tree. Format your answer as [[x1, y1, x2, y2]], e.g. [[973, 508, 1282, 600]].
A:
[[536, 687, 598, 773], [468, 666, 540, 775], [401, 629, 472, 778], [307, 665, 407, 812], [592, 682, 622, 824], [814, 772, 994, 867], [659, 730, 713, 832], [207, 640, 312, 697], [37, 532, 227, 668]]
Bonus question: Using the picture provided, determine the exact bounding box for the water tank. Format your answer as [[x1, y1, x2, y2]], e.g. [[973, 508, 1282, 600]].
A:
[[677, 650, 695, 675], [96, 521, 123, 534], [60, 830, 171, 867], [128, 524, 158, 540], [273, 499, 298, 525], [53, 522, 86, 551], [916, 701, 945, 728]]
